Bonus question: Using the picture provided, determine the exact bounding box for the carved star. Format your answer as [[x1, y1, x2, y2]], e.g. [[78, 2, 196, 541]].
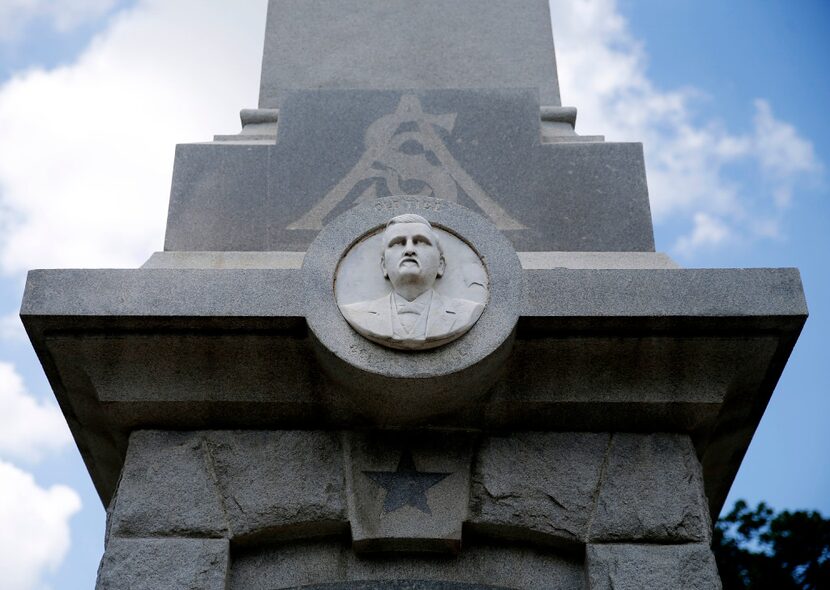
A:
[[363, 450, 452, 515]]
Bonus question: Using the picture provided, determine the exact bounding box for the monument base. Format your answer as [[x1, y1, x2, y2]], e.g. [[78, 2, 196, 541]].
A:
[[96, 429, 721, 589]]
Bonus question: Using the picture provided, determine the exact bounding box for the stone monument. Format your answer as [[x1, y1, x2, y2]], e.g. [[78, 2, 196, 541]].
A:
[[21, 1, 807, 588]]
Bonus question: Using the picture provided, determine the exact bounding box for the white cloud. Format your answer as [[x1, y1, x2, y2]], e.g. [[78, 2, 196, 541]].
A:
[[0, 0, 116, 40], [0, 361, 71, 462], [674, 212, 731, 256], [0, 0, 266, 274], [0, 0, 820, 274], [549, 0, 820, 257], [0, 460, 81, 590], [751, 99, 821, 207], [0, 311, 25, 342]]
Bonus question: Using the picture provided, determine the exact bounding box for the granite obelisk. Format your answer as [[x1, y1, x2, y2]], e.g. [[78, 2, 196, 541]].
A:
[[22, 2, 806, 588]]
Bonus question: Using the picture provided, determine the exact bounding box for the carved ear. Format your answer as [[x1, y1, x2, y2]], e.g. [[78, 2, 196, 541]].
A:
[[381, 254, 388, 279], [436, 255, 446, 279]]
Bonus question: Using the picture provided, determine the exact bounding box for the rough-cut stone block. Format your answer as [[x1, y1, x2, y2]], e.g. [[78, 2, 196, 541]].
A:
[[469, 432, 610, 545], [96, 537, 229, 590], [109, 431, 228, 538], [586, 544, 721, 590], [258, 0, 561, 108], [589, 433, 711, 542], [109, 431, 347, 542], [206, 430, 347, 542]]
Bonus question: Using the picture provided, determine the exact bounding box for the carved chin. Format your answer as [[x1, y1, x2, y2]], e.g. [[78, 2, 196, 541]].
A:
[[394, 273, 425, 286], [396, 263, 425, 276]]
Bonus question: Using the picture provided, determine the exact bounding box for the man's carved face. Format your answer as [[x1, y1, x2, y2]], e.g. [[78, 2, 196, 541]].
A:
[[381, 222, 445, 295]]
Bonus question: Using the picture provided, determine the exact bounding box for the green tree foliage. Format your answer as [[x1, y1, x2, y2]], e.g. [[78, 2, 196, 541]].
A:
[[714, 500, 830, 589]]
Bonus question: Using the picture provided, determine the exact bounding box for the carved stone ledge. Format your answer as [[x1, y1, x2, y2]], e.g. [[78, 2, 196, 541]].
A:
[[21, 263, 805, 512]]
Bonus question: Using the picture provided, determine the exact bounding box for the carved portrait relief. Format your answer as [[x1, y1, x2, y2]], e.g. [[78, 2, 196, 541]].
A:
[[335, 214, 488, 350]]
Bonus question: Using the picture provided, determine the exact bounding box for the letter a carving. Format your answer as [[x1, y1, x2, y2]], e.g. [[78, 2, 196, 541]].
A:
[[287, 95, 525, 230]]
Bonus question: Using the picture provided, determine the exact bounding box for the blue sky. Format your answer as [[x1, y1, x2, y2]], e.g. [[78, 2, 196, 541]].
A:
[[620, 0, 830, 514], [0, 1, 827, 588]]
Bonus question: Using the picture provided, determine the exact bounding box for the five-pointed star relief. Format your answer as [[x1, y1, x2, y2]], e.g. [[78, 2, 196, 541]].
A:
[[363, 450, 452, 515]]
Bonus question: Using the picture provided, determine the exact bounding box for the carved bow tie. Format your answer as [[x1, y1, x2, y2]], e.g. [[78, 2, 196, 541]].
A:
[[397, 302, 426, 315]]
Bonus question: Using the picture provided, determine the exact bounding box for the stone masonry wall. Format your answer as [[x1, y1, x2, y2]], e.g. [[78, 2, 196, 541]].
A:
[[97, 430, 721, 590]]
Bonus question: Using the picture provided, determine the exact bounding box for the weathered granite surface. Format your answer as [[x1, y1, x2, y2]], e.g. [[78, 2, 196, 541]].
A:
[[108, 431, 347, 543], [205, 431, 347, 543], [470, 433, 710, 546], [230, 540, 584, 590], [517, 251, 679, 269], [96, 538, 229, 590], [21, 265, 806, 512], [272, 584, 526, 590], [139, 250, 680, 271], [589, 433, 711, 542], [107, 431, 228, 538], [165, 90, 654, 252], [469, 433, 609, 546], [586, 543, 722, 590], [22, 267, 803, 323], [258, 0, 562, 108], [107, 430, 711, 552], [142, 251, 306, 269]]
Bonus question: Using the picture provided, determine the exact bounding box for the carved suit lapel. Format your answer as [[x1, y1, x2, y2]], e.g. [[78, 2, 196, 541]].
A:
[[426, 293, 458, 338]]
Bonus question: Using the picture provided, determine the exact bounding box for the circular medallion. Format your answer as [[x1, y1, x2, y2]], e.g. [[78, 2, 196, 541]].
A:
[[302, 196, 522, 424], [335, 216, 489, 350]]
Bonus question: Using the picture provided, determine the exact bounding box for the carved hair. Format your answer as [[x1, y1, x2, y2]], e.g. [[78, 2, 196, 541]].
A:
[[384, 213, 443, 256], [385, 213, 433, 229]]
